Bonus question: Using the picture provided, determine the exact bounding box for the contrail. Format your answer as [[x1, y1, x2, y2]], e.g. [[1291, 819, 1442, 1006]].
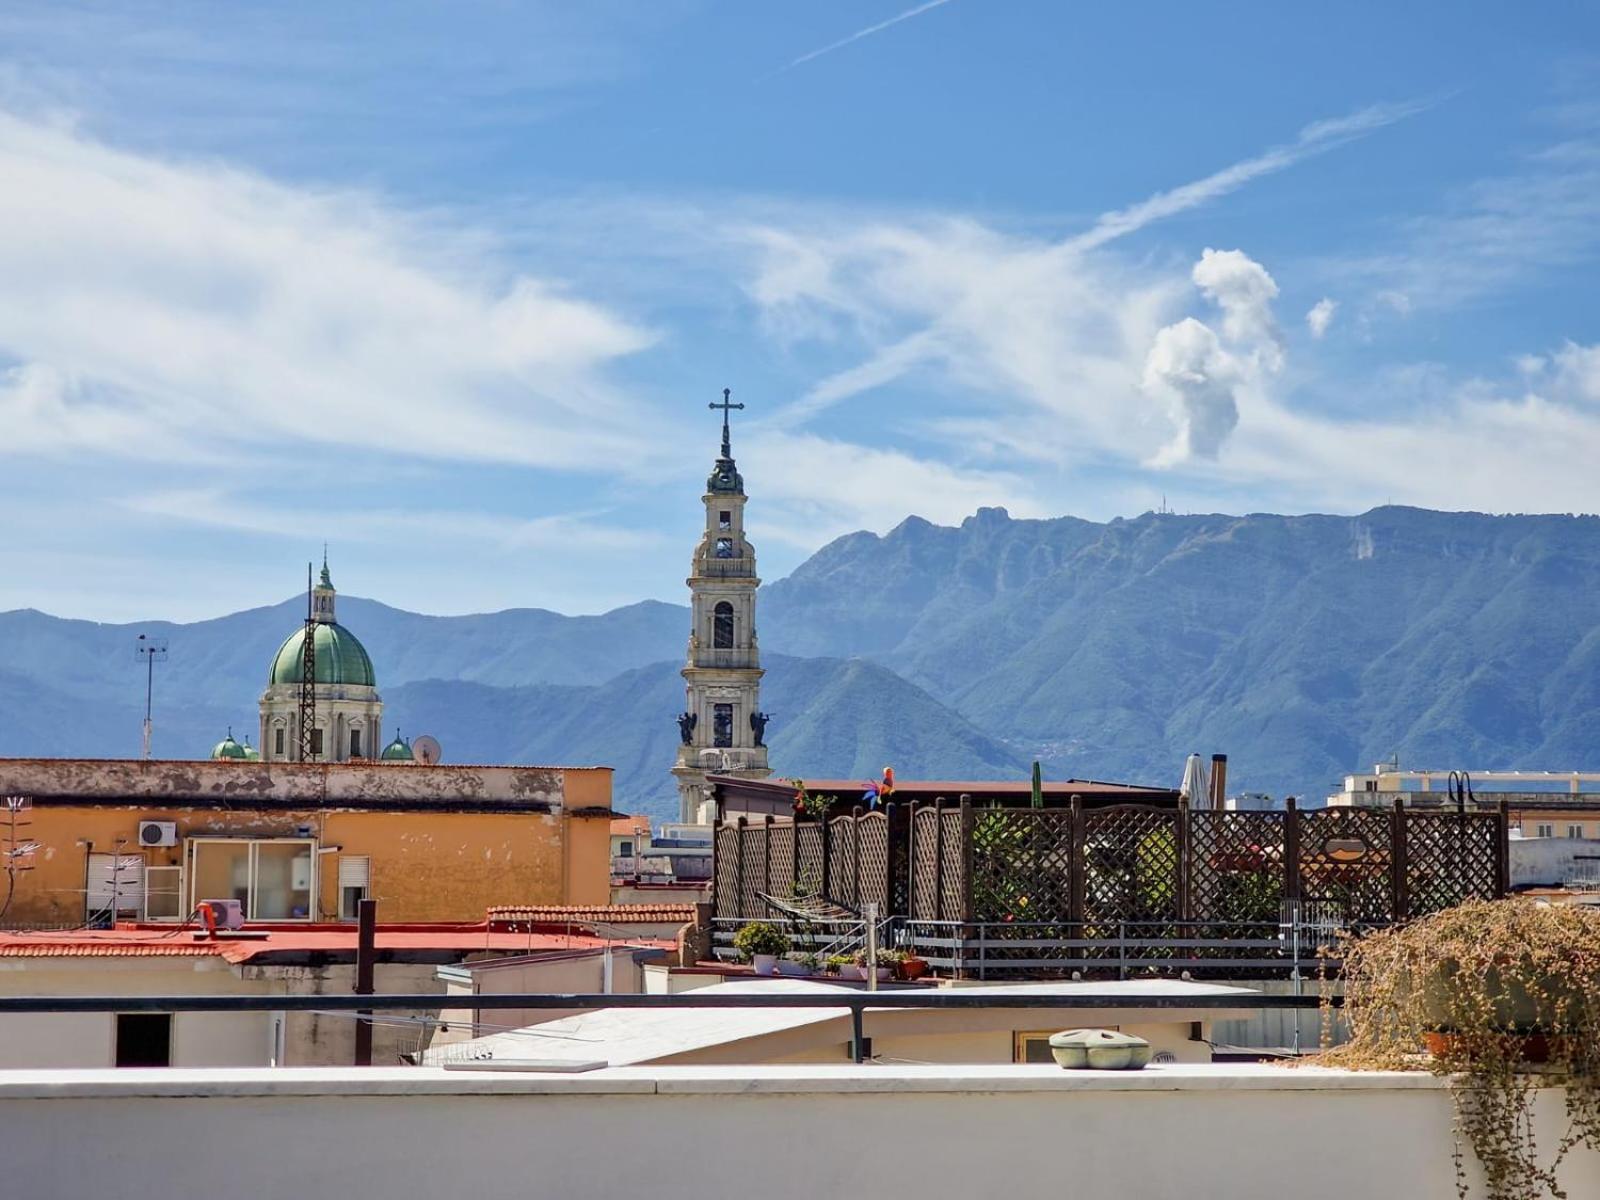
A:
[[779, 0, 956, 74]]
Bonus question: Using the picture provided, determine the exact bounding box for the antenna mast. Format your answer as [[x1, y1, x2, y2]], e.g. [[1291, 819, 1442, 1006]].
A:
[[135, 634, 168, 760], [298, 562, 317, 761]]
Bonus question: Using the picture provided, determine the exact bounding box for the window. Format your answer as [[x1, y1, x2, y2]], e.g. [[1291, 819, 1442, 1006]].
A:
[[144, 865, 184, 921], [337, 855, 370, 920], [718, 510, 731, 531], [349, 727, 363, 758], [190, 839, 316, 920], [274, 728, 285, 755], [713, 601, 734, 649], [713, 703, 733, 748], [1536, 824, 1555, 838], [309, 729, 324, 757], [1570, 824, 1586, 839], [618, 840, 634, 857], [116, 1013, 172, 1067], [715, 537, 734, 558], [1363, 780, 1377, 792]]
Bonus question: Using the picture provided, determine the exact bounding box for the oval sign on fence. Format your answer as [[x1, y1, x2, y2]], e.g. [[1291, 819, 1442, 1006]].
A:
[[1322, 836, 1369, 863]]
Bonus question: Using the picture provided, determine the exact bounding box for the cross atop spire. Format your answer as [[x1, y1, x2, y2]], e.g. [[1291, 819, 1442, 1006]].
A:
[[710, 387, 744, 459]]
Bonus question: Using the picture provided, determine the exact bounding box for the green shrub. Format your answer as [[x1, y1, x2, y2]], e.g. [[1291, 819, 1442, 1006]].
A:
[[732, 921, 791, 961]]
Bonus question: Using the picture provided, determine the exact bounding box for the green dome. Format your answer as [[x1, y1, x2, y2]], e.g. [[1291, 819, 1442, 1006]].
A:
[[211, 730, 249, 760], [380, 732, 414, 762], [268, 622, 376, 688]]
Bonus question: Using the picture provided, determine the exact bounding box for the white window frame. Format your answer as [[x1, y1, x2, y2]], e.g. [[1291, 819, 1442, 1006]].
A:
[[187, 837, 318, 921], [336, 855, 371, 921], [1536, 823, 1555, 838], [143, 864, 185, 922], [1569, 824, 1586, 840]]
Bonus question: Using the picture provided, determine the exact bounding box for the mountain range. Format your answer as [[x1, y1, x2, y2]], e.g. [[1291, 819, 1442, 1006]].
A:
[[6, 505, 1600, 820]]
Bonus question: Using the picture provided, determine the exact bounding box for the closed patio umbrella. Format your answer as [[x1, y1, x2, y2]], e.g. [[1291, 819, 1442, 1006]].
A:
[[1180, 753, 1210, 809]]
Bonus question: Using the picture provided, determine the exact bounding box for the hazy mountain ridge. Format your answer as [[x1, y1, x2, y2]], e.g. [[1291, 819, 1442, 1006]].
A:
[[8, 506, 1600, 817]]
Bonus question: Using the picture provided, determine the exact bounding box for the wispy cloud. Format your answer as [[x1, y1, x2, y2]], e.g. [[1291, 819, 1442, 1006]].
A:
[[777, 0, 956, 75], [0, 110, 662, 469], [1062, 99, 1436, 253]]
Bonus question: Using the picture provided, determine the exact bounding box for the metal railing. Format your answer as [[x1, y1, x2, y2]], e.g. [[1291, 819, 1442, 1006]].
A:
[[695, 559, 757, 579], [692, 649, 760, 669]]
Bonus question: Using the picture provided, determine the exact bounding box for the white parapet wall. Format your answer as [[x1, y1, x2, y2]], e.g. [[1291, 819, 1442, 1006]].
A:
[[1, 1063, 1596, 1199]]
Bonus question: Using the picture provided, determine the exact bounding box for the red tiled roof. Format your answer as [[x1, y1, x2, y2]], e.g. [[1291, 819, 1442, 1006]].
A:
[[611, 814, 652, 836], [487, 903, 696, 923], [0, 923, 674, 964]]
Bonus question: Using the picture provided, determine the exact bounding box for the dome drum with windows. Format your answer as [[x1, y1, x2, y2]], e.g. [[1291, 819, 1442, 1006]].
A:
[[251, 557, 385, 763]]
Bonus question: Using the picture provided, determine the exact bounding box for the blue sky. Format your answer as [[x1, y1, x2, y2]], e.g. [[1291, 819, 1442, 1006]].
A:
[[2, 1, 1599, 621]]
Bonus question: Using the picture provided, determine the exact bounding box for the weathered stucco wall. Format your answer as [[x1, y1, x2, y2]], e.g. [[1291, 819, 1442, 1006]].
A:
[[0, 757, 609, 807], [7, 804, 602, 924]]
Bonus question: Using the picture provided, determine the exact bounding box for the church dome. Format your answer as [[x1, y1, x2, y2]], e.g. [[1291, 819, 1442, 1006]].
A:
[[268, 623, 376, 688], [380, 732, 415, 762], [210, 730, 250, 760]]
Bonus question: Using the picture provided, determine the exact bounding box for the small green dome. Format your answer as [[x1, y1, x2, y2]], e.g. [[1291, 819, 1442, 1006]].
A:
[[269, 622, 376, 688], [241, 739, 261, 761], [380, 731, 414, 762], [211, 730, 249, 760]]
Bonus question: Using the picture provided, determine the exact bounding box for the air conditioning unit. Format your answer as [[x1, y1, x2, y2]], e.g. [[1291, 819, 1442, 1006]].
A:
[[137, 820, 178, 848], [200, 898, 245, 930]]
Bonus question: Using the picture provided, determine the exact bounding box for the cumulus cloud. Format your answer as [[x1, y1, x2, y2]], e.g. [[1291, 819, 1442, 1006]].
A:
[[1192, 247, 1281, 351], [1306, 297, 1338, 339], [1140, 318, 1242, 463], [0, 110, 658, 467]]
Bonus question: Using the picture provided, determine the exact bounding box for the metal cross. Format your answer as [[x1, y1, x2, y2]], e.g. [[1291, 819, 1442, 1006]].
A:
[[709, 387, 744, 457]]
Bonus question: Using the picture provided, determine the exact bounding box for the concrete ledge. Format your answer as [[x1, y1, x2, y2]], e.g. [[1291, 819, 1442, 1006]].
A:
[[0, 1062, 1452, 1099]]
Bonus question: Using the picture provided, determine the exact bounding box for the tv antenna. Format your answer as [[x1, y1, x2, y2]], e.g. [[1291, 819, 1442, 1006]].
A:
[[298, 561, 317, 762], [0, 796, 38, 922], [135, 634, 168, 760]]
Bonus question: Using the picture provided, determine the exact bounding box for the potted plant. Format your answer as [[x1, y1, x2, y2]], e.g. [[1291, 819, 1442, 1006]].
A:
[[825, 954, 854, 978], [899, 949, 930, 981], [855, 948, 898, 982], [797, 951, 823, 976], [1318, 899, 1600, 1200], [732, 922, 791, 975]]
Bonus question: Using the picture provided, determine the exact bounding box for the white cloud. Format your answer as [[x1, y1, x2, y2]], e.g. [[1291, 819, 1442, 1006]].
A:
[[1141, 318, 1243, 464], [1306, 298, 1338, 339], [1191, 248, 1282, 360], [0, 110, 659, 467]]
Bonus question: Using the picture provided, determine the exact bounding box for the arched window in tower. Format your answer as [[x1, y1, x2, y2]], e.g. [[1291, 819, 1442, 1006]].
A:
[[713, 601, 734, 649]]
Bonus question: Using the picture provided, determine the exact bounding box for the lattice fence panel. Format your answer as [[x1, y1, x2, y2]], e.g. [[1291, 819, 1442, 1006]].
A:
[[826, 814, 859, 912], [713, 824, 740, 919], [1297, 807, 1393, 925], [857, 812, 891, 914], [939, 809, 965, 921], [795, 822, 825, 901], [737, 824, 768, 919], [969, 810, 1074, 926], [767, 821, 796, 904], [1188, 811, 1287, 927], [909, 806, 940, 920], [1405, 811, 1500, 915], [1082, 805, 1180, 928]]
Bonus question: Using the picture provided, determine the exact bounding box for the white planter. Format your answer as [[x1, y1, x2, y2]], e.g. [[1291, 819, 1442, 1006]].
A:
[[873, 967, 893, 982], [751, 954, 778, 975], [775, 959, 808, 976], [839, 964, 865, 981]]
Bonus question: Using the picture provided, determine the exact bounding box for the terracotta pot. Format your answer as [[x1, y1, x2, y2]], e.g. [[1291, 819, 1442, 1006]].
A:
[[900, 957, 930, 981], [1422, 1031, 1570, 1065]]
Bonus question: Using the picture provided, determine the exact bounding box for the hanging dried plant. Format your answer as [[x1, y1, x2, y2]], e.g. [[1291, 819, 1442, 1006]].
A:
[[1316, 899, 1600, 1200]]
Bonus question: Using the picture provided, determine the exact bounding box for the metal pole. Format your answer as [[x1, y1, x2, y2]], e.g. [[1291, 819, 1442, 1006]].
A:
[[142, 647, 154, 761], [354, 897, 376, 1066], [865, 901, 879, 993]]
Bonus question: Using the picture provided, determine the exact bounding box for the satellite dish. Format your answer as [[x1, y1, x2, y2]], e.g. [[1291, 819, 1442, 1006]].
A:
[[413, 735, 442, 765]]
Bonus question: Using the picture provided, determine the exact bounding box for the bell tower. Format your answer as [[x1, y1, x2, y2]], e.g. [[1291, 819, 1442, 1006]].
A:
[[672, 388, 772, 823]]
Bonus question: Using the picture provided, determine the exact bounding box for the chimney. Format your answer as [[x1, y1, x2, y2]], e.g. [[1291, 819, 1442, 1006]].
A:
[[1209, 754, 1228, 810]]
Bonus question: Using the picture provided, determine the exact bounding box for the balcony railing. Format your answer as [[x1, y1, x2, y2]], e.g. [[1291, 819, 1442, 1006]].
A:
[[694, 558, 757, 579], [692, 649, 760, 669]]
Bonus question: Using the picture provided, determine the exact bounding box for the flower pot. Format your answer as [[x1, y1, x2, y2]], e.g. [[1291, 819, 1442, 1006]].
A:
[[839, 964, 865, 981], [1422, 1031, 1570, 1064], [1415, 959, 1587, 1032], [900, 957, 930, 981], [775, 958, 808, 977], [751, 954, 778, 975], [873, 967, 893, 982]]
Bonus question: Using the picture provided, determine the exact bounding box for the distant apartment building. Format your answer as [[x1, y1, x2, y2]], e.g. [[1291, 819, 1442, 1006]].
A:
[[1328, 763, 1600, 838], [0, 757, 615, 926]]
